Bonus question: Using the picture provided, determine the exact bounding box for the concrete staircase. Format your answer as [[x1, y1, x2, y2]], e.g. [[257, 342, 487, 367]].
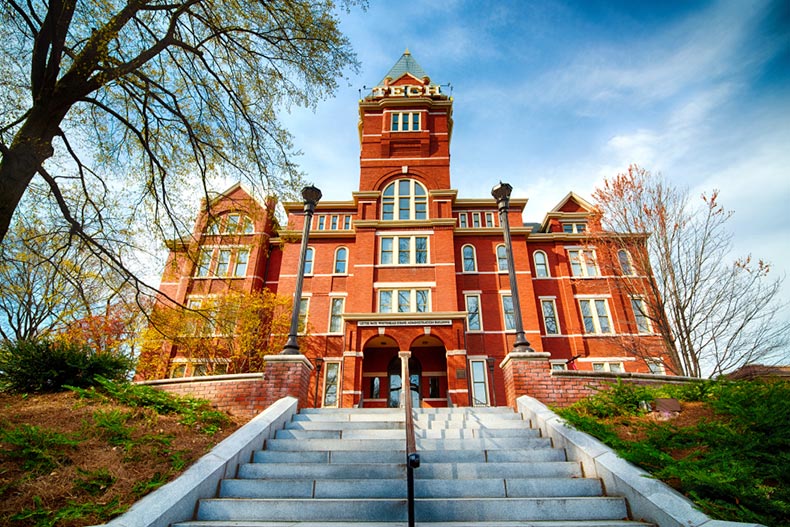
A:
[[174, 406, 653, 526]]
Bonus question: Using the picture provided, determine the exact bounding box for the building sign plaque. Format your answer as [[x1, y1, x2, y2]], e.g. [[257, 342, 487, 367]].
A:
[[358, 319, 452, 327], [371, 84, 442, 98]]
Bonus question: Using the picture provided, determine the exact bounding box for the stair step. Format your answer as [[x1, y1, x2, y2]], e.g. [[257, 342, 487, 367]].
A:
[[253, 447, 567, 464], [237, 461, 582, 480], [274, 428, 541, 440], [220, 477, 602, 498], [264, 437, 552, 451], [195, 497, 629, 522], [177, 521, 653, 527], [179, 520, 655, 527]]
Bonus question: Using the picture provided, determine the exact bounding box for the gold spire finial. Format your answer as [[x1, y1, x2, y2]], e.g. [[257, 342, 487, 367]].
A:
[[404, 48, 410, 55]]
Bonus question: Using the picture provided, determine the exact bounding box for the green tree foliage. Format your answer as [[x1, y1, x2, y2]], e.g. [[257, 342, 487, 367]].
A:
[[0, 0, 360, 294], [0, 339, 133, 392]]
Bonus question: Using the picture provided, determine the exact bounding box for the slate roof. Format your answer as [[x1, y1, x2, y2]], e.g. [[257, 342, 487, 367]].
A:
[[380, 49, 429, 84]]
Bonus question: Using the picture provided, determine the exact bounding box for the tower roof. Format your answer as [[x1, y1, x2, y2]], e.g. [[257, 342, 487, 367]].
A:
[[380, 49, 429, 84]]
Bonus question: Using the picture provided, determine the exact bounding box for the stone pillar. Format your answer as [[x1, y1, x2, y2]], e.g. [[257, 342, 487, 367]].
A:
[[500, 351, 552, 408], [341, 351, 364, 407], [262, 354, 314, 409]]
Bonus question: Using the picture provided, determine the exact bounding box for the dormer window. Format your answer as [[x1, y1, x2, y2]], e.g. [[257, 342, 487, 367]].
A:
[[391, 111, 420, 132], [562, 222, 586, 234], [382, 179, 428, 221]]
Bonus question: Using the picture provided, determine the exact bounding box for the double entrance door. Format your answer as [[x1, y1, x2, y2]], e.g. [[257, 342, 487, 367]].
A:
[[387, 356, 421, 408]]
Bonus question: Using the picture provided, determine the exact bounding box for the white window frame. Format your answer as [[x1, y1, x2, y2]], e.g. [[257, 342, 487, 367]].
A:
[[329, 297, 345, 333], [562, 222, 586, 234], [330, 215, 339, 230], [381, 179, 428, 221], [458, 213, 468, 228], [465, 293, 482, 331], [317, 216, 326, 230], [496, 244, 509, 272], [568, 248, 599, 277], [469, 359, 490, 407], [630, 297, 652, 334], [298, 297, 310, 334], [379, 236, 429, 265], [322, 361, 342, 408], [578, 298, 614, 334], [501, 294, 516, 331], [485, 212, 495, 228], [304, 247, 315, 275], [533, 250, 550, 278], [592, 361, 624, 373], [540, 298, 560, 335], [378, 288, 431, 313], [334, 247, 348, 274], [233, 248, 250, 277], [195, 247, 213, 277], [618, 249, 635, 276], [215, 249, 231, 276], [646, 359, 666, 375], [472, 212, 481, 228], [462, 244, 477, 272], [390, 111, 421, 132], [343, 216, 351, 229]]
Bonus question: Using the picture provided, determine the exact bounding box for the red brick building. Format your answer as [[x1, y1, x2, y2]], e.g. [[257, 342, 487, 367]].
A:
[[142, 51, 670, 408]]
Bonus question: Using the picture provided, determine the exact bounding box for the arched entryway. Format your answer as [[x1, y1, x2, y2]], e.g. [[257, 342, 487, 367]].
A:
[[360, 333, 448, 408]]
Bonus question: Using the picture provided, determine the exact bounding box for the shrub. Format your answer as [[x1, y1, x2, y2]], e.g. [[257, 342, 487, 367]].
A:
[[0, 339, 133, 393]]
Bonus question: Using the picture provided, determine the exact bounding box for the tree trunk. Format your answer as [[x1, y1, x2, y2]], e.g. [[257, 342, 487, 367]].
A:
[[0, 106, 65, 244]]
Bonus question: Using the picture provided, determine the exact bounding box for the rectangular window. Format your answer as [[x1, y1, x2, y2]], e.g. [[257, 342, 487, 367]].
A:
[[380, 238, 393, 264], [551, 363, 568, 371], [568, 249, 599, 277], [465, 294, 482, 331], [298, 298, 309, 333], [378, 289, 430, 313], [398, 237, 410, 264], [485, 212, 495, 228], [415, 237, 428, 264], [317, 216, 326, 230], [226, 214, 241, 234], [344, 216, 351, 229], [329, 298, 344, 333], [429, 377, 440, 398], [458, 213, 468, 228], [323, 362, 340, 407], [216, 249, 231, 276], [579, 298, 613, 334], [541, 299, 559, 335], [593, 362, 624, 373], [631, 298, 651, 333], [647, 359, 666, 375], [469, 360, 489, 406], [195, 248, 212, 277], [472, 212, 481, 228], [502, 295, 516, 331], [391, 111, 420, 132], [331, 215, 338, 230], [379, 290, 393, 313], [562, 223, 586, 234], [233, 249, 249, 277], [380, 236, 429, 265]]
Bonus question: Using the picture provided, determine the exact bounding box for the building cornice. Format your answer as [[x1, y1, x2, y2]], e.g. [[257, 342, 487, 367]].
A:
[[343, 311, 467, 322], [354, 218, 457, 229]]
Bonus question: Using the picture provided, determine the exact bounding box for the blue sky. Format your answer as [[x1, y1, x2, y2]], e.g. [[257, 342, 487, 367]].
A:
[[280, 0, 790, 302]]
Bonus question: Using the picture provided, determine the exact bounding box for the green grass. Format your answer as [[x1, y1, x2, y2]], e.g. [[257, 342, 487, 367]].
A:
[[555, 380, 790, 525]]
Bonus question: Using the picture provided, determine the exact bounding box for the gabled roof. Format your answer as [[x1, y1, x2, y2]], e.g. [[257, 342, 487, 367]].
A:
[[549, 191, 596, 213], [380, 49, 429, 84]]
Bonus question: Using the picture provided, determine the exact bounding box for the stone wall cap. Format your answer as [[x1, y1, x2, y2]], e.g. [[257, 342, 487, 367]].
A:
[[262, 354, 314, 370], [500, 351, 551, 368]]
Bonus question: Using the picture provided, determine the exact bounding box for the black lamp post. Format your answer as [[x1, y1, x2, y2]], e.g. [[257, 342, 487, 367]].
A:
[[491, 182, 533, 353], [313, 357, 324, 407], [486, 357, 497, 407], [282, 185, 322, 355]]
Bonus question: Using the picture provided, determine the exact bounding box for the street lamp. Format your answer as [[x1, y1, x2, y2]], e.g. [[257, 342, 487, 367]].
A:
[[313, 357, 324, 407], [282, 185, 322, 354], [491, 182, 533, 353], [486, 357, 497, 407]]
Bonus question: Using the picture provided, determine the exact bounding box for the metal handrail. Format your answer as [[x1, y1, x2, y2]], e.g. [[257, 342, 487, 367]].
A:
[[400, 352, 420, 527]]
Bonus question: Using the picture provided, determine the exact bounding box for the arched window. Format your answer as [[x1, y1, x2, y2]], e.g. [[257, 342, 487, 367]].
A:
[[334, 247, 348, 274], [304, 247, 314, 275], [618, 249, 634, 276], [381, 179, 428, 221], [496, 245, 508, 272], [533, 250, 550, 278], [462, 245, 477, 272]]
